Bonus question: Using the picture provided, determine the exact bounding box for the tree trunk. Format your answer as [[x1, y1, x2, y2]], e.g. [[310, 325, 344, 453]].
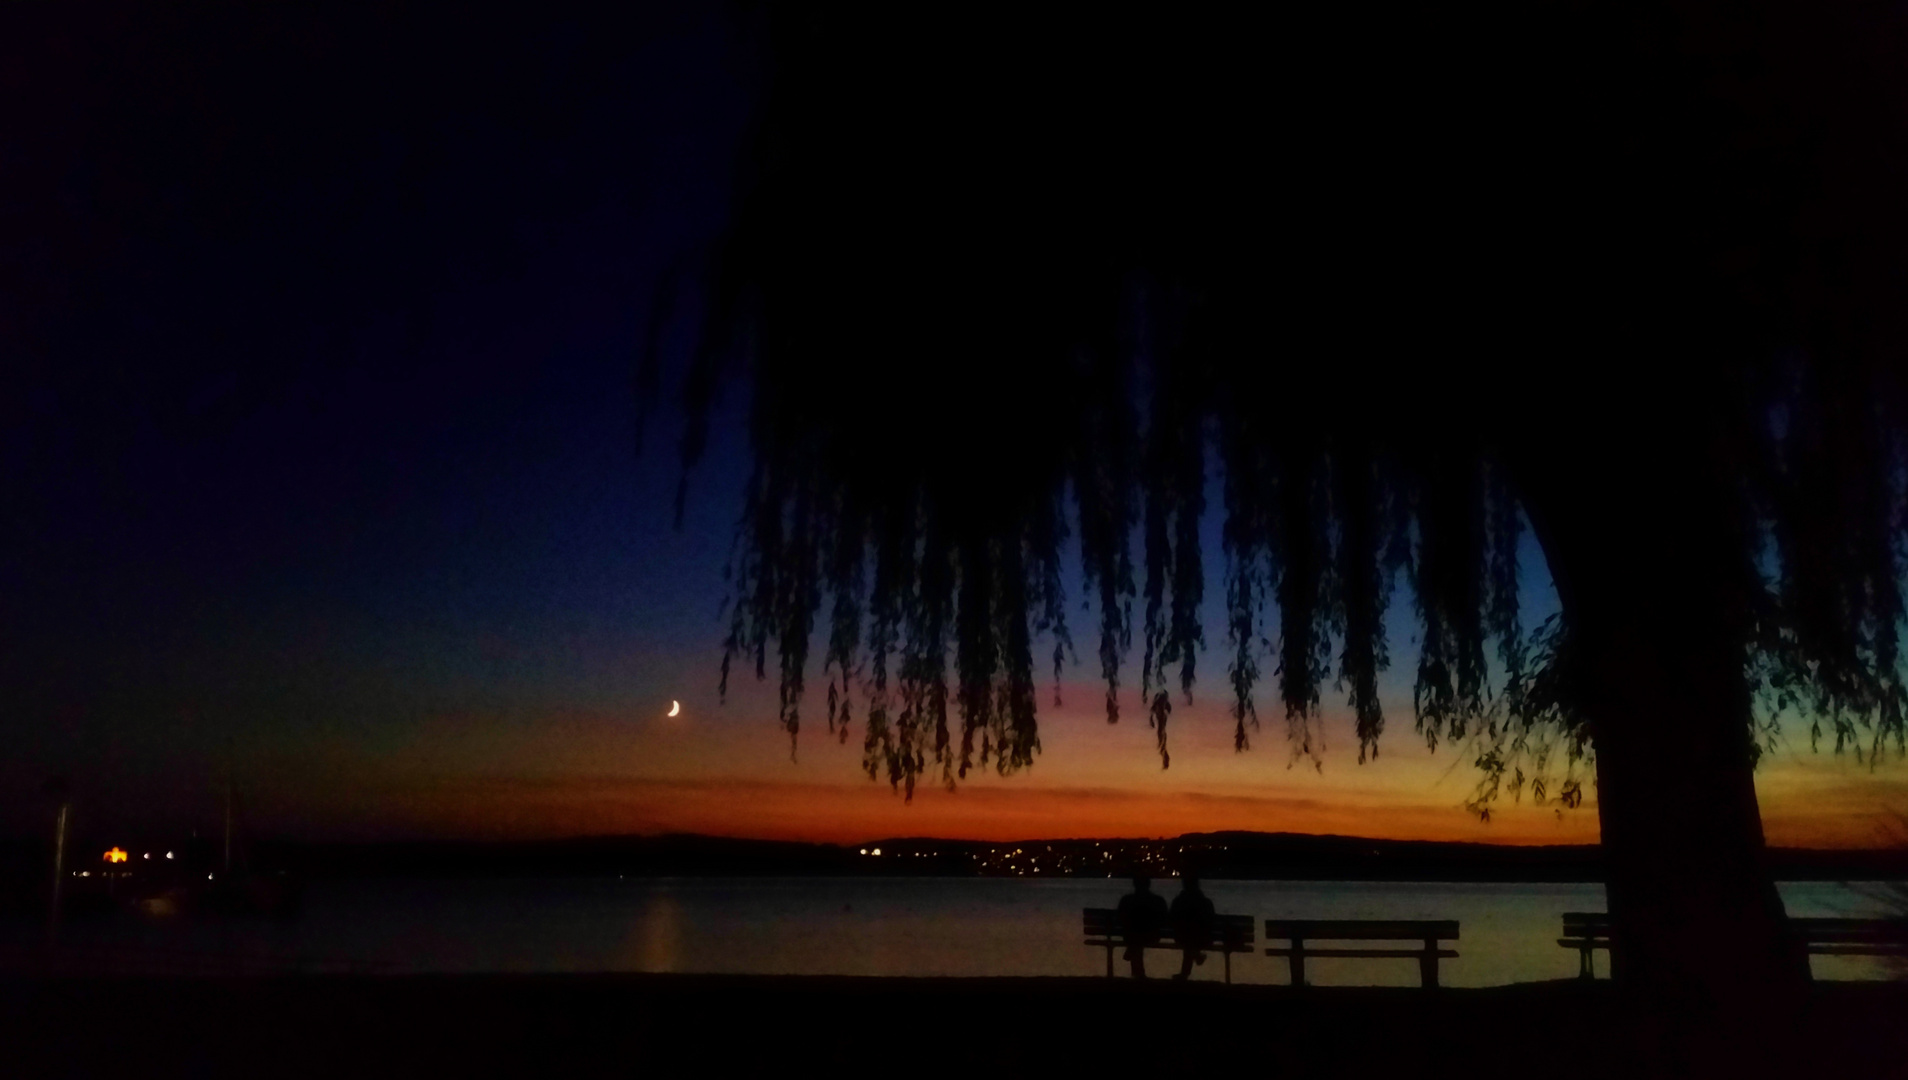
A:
[[1520, 440, 1812, 1066], [1569, 573, 1811, 988]]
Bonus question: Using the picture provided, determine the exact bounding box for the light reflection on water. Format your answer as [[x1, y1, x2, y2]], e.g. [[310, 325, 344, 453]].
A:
[[632, 886, 681, 972], [8, 878, 1900, 985]]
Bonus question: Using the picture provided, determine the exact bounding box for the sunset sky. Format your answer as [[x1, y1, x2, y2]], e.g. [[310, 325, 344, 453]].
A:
[[5, 4, 1903, 851]]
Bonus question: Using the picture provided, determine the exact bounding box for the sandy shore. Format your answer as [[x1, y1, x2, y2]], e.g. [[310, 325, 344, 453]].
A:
[[3, 972, 1902, 1077]]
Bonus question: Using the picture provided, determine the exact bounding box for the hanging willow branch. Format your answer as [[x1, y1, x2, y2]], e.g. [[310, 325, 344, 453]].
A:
[[668, 2, 1908, 802]]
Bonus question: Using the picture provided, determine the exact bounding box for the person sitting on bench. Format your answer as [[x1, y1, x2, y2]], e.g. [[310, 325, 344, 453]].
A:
[[1171, 874, 1217, 980], [1116, 874, 1168, 978]]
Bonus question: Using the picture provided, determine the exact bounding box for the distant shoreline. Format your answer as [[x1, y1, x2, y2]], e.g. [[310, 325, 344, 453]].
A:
[[9, 830, 1897, 887], [236, 830, 1908, 883]]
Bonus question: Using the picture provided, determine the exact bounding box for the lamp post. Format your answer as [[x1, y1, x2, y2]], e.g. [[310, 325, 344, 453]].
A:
[[45, 778, 70, 949]]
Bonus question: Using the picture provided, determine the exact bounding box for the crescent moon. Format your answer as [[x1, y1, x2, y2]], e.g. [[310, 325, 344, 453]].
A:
[[667, 700, 681, 717]]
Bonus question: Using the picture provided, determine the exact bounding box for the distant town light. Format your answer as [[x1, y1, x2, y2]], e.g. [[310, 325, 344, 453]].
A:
[[165, 852, 174, 860], [103, 847, 127, 864], [871, 848, 881, 856], [143, 853, 150, 860], [860, 849, 868, 855]]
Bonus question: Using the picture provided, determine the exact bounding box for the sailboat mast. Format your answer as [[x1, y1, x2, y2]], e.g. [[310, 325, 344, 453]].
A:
[[49, 801, 68, 940]]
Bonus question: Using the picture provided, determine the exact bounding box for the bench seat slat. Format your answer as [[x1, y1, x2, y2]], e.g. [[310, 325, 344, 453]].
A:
[[1085, 937, 1255, 947], [1266, 948, 1459, 959], [1806, 944, 1908, 956], [1262, 920, 1458, 940], [1085, 909, 1254, 948], [1084, 929, 1256, 939], [1553, 942, 1908, 956], [1558, 916, 1908, 944]]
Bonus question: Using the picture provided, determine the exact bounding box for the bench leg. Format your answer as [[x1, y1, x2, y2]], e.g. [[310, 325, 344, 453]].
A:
[[1106, 943, 1114, 979], [1420, 942, 1439, 989], [1290, 940, 1306, 987], [1579, 946, 1594, 980], [1223, 947, 1232, 985]]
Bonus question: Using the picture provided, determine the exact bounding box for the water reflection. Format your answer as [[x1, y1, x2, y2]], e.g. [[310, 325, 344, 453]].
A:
[[5, 877, 1898, 983], [628, 884, 681, 972]]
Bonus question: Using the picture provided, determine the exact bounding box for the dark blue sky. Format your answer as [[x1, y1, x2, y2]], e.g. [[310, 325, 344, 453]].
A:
[[1, 4, 762, 838]]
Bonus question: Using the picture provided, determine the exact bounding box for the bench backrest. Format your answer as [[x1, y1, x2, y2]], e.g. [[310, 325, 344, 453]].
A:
[[1084, 908, 1255, 947], [1561, 913, 1908, 943], [1562, 912, 1611, 938], [1789, 917, 1908, 944], [1211, 914, 1255, 947], [1262, 919, 1459, 942]]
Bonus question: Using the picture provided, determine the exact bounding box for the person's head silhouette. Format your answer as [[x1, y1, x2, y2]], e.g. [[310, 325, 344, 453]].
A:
[[1180, 873, 1202, 893], [1131, 874, 1151, 893]]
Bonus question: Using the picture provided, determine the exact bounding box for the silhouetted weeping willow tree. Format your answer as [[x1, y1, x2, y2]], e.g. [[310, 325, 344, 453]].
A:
[[652, 0, 1908, 1010]]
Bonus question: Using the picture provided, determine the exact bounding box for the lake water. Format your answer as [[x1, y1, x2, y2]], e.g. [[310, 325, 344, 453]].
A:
[[11, 878, 1903, 985]]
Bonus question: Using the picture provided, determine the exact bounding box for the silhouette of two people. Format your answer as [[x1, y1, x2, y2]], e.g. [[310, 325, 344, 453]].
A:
[[1116, 873, 1215, 979]]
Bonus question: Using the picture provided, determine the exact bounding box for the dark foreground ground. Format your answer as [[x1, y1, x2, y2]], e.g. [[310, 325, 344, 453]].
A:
[[3, 973, 1903, 1078]]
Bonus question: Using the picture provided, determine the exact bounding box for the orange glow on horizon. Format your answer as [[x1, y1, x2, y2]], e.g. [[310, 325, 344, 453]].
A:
[[266, 763, 1907, 850], [261, 686, 1906, 850], [308, 774, 1607, 846]]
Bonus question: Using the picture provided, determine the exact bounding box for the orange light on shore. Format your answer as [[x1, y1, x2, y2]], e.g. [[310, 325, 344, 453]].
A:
[[103, 847, 128, 863]]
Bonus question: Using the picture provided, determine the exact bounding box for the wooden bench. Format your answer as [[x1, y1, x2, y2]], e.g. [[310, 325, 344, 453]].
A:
[[1559, 911, 1611, 979], [1790, 917, 1908, 960], [1082, 908, 1256, 983], [1262, 920, 1459, 988], [1559, 912, 1908, 979]]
